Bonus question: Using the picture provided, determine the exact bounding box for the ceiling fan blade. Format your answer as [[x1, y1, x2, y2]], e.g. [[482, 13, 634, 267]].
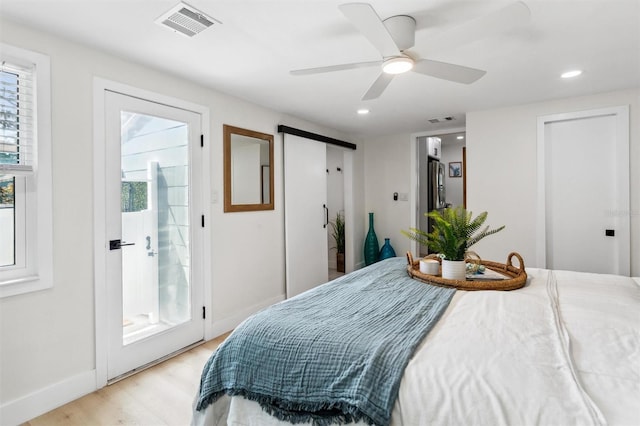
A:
[[413, 59, 486, 84], [421, 1, 531, 53], [290, 60, 380, 76], [362, 72, 395, 100], [339, 3, 401, 58]]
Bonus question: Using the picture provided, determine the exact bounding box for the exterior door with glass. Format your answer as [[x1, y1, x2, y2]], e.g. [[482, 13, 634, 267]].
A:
[[104, 90, 204, 380]]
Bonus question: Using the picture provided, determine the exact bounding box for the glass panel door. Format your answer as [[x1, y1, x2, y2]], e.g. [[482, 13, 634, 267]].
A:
[[120, 112, 191, 345], [105, 90, 203, 380]]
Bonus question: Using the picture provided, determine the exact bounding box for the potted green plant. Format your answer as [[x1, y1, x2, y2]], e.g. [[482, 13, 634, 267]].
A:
[[329, 211, 345, 272], [402, 206, 505, 280]]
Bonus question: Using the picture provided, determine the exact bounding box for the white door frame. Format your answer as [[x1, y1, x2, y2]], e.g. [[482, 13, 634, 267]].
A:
[[342, 149, 356, 273], [536, 105, 630, 273], [93, 78, 212, 388]]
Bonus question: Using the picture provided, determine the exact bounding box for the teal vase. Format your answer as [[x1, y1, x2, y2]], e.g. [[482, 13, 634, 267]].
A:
[[364, 212, 379, 266], [379, 238, 396, 260]]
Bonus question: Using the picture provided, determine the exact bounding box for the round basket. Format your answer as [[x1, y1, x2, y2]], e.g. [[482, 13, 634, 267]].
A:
[[406, 251, 527, 291]]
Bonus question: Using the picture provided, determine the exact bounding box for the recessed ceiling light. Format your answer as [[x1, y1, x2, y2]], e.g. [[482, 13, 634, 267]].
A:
[[456, 135, 464, 140], [561, 70, 582, 79], [382, 56, 414, 74], [357, 109, 370, 115]]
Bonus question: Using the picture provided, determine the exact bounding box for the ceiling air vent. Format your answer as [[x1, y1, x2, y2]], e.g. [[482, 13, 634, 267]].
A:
[[427, 116, 456, 124], [155, 2, 220, 37]]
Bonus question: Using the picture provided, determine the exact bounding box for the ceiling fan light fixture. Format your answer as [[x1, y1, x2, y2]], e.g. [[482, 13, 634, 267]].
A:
[[561, 69, 582, 79], [382, 56, 414, 74]]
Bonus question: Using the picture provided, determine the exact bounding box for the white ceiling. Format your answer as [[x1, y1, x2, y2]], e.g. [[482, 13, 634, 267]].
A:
[[1, 0, 638, 137]]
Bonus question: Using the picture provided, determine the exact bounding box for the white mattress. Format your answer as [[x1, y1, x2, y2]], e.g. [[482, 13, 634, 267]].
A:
[[193, 268, 640, 426]]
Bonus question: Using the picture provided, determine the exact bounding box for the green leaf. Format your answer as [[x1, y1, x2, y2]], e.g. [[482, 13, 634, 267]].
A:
[[402, 206, 504, 260]]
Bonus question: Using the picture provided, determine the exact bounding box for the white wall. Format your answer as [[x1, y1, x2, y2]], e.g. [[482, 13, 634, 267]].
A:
[[0, 18, 364, 423], [466, 89, 640, 275], [363, 133, 413, 259], [362, 91, 638, 276]]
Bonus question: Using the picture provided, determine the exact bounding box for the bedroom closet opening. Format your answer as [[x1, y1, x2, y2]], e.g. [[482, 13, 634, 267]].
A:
[[537, 106, 630, 275], [281, 126, 355, 299]]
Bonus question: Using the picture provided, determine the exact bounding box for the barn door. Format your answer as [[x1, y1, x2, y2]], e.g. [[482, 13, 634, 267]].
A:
[[284, 134, 329, 298]]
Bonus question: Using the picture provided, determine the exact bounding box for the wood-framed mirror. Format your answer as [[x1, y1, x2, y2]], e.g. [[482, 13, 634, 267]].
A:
[[223, 124, 274, 212]]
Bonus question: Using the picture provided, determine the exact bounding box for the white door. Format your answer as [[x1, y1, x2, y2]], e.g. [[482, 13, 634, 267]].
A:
[[538, 106, 630, 275], [284, 134, 329, 298], [105, 90, 205, 380]]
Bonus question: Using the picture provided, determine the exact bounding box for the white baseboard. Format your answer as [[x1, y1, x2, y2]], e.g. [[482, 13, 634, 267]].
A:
[[0, 370, 96, 425], [208, 294, 286, 338]]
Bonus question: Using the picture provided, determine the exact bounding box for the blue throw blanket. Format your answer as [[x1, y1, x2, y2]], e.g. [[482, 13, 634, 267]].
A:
[[196, 257, 455, 426]]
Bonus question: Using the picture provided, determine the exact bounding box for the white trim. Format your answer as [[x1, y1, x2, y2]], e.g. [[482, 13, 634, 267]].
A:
[[343, 149, 355, 273], [0, 370, 96, 425], [201, 120, 213, 341], [210, 294, 285, 337], [93, 80, 108, 387], [0, 43, 53, 298], [536, 105, 630, 274], [93, 77, 211, 387], [409, 127, 466, 257]]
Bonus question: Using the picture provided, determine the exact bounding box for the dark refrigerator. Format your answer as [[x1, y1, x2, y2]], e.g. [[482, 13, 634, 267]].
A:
[[428, 159, 447, 214], [424, 159, 447, 254]]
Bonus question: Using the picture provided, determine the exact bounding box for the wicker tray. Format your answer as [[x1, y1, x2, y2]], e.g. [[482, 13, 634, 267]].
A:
[[406, 251, 527, 291]]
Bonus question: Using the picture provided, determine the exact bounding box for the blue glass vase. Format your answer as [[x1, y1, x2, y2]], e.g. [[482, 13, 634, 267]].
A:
[[379, 238, 396, 260], [364, 212, 379, 266]]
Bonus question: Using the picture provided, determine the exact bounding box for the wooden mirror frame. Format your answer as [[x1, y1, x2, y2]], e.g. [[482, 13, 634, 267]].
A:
[[223, 124, 274, 212]]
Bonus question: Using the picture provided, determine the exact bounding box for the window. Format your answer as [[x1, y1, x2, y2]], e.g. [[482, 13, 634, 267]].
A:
[[0, 44, 52, 298]]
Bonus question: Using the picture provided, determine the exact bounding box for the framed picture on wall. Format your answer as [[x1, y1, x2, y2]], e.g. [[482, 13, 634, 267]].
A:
[[449, 162, 462, 178]]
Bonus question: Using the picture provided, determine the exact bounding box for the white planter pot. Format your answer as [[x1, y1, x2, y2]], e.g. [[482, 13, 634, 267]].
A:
[[442, 259, 466, 281]]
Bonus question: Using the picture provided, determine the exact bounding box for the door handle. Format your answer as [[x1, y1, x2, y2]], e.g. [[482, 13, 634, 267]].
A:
[[109, 239, 135, 250], [323, 204, 329, 229]]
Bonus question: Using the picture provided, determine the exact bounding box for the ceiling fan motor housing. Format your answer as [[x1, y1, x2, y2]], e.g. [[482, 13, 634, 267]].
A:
[[383, 15, 416, 52]]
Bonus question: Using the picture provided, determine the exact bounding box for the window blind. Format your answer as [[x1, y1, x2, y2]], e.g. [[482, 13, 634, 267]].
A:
[[0, 61, 35, 175]]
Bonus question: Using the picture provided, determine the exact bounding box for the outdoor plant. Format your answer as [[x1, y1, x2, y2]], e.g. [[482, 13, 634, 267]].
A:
[[402, 206, 505, 261], [0, 178, 14, 205]]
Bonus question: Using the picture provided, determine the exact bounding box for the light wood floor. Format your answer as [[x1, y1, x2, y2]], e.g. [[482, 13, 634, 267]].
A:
[[22, 332, 230, 426]]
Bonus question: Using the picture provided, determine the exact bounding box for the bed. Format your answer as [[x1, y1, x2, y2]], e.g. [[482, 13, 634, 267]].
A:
[[192, 257, 640, 426]]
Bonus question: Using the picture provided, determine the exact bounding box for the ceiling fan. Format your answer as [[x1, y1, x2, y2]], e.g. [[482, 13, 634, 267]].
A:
[[290, 2, 531, 100]]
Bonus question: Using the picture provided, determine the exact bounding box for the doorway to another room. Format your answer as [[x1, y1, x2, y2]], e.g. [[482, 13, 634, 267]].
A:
[[283, 128, 355, 299], [327, 145, 346, 281], [416, 131, 466, 256]]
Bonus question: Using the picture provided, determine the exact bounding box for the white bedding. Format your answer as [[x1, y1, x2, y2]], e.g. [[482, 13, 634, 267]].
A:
[[193, 268, 640, 426]]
